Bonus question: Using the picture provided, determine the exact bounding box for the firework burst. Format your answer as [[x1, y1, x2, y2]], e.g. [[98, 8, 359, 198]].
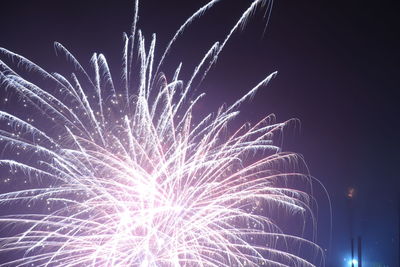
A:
[[0, 0, 324, 266]]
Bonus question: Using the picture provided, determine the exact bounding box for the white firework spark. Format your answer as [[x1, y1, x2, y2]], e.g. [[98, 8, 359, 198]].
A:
[[0, 0, 324, 266]]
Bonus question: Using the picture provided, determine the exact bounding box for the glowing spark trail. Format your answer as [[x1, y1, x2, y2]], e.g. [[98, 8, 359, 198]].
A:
[[0, 0, 324, 266]]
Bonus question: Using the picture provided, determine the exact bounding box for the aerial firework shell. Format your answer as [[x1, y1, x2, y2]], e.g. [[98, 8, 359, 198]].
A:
[[0, 0, 325, 266]]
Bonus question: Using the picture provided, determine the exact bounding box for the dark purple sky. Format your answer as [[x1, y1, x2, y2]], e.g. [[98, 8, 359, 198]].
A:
[[0, 0, 399, 266]]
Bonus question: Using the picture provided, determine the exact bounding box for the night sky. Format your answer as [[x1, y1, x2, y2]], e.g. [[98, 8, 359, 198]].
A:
[[0, 0, 399, 266]]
